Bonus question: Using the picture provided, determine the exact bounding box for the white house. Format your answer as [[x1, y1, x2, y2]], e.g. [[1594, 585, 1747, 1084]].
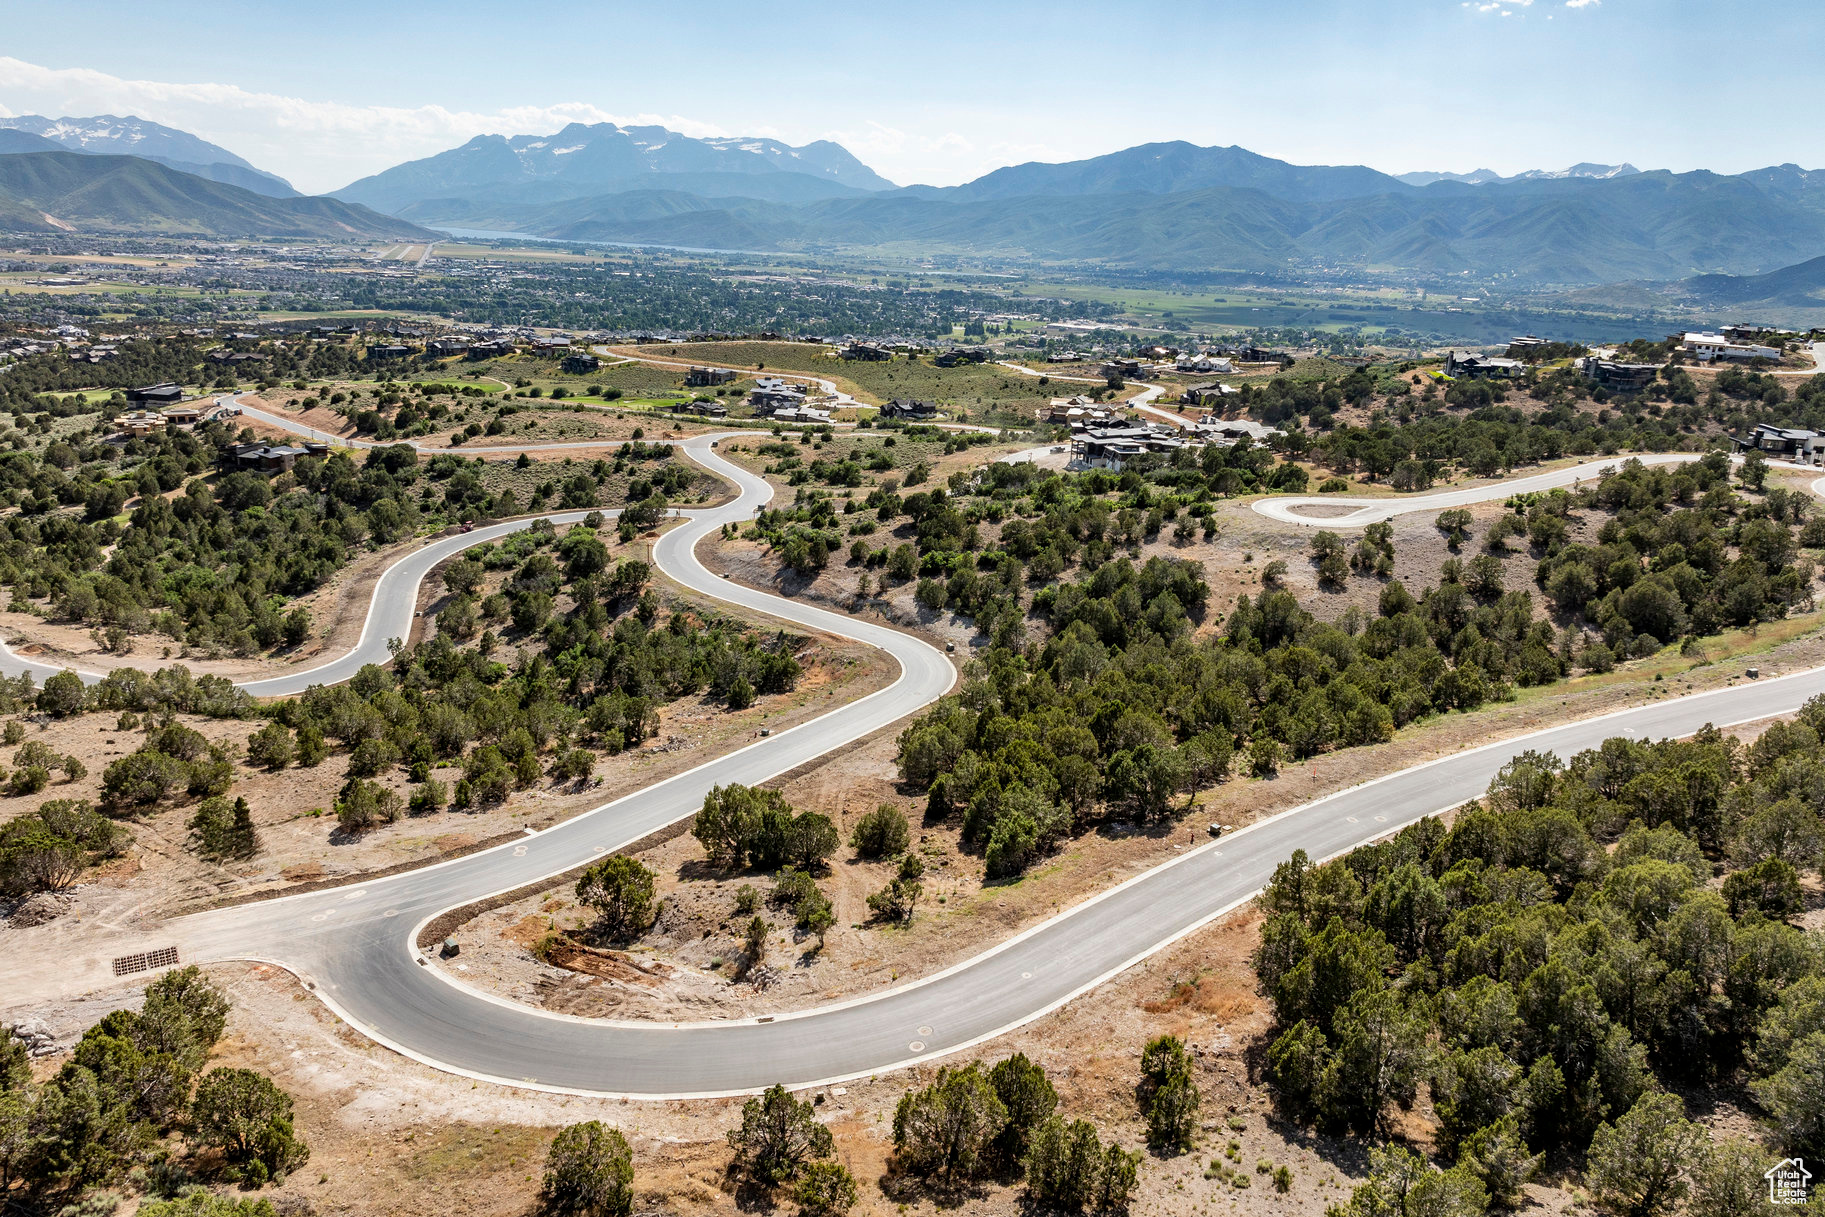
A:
[[1683, 331, 1782, 363]]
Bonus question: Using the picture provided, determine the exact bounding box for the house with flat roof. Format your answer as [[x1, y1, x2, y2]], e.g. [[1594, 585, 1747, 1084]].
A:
[[1578, 355, 1659, 393], [771, 404, 831, 425], [685, 366, 738, 387], [879, 398, 938, 421], [127, 383, 184, 406], [1444, 351, 1526, 379], [934, 347, 991, 368], [231, 442, 326, 473], [750, 379, 812, 414], [161, 404, 203, 426], [113, 410, 167, 437], [561, 353, 602, 375], [1742, 423, 1822, 461], [1684, 331, 1781, 363], [839, 341, 892, 362]]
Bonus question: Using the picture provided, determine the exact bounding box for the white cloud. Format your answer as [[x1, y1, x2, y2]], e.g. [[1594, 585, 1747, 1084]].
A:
[[1565, 0, 1600, 7], [0, 56, 735, 193], [1470, 0, 1532, 11]]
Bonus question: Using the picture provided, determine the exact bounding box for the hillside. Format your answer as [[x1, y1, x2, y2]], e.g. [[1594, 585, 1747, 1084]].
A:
[[0, 113, 297, 197], [1683, 252, 1825, 308], [0, 151, 434, 239], [365, 128, 1825, 284], [336, 122, 894, 214], [416, 163, 1825, 284], [925, 140, 1411, 203]]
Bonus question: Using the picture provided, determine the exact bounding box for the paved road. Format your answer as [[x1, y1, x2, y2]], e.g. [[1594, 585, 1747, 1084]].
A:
[[12, 438, 1825, 1097], [1771, 340, 1825, 376], [164, 653, 1825, 1098], [1251, 452, 1821, 528]]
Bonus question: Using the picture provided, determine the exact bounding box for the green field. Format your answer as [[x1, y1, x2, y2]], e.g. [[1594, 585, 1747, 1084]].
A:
[[637, 341, 1059, 425]]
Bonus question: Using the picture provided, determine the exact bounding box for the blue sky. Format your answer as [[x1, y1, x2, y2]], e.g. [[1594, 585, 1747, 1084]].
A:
[[0, 0, 1818, 194]]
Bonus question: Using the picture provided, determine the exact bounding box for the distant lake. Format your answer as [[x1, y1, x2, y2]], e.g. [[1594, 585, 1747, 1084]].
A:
[[430, 227, 772, 256]]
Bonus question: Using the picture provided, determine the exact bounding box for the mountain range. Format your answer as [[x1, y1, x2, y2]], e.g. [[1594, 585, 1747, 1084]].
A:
[[362, 130, 1825, 286], [335, 122, 894, 213], [0, 151, 431, 240], [1394, 163, 1640, 188], [1681, 252, 1825, 310], [0, 114, 297, 197], [0, 111, 1820, 293]]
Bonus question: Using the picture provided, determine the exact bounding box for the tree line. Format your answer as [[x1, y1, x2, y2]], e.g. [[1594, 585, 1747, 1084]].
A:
[[1256, 711, 1825, 1215]]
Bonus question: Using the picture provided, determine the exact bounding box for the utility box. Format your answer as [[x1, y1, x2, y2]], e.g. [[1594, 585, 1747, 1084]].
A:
[[441, 937, 459, 957]]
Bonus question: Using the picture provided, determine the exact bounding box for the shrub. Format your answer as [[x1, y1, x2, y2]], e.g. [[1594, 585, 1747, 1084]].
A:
[[850, 805, 911, 859], [893, 1063, 1007, 1182], [333, 778, 403, 834], [793, 1160, 858, 1216], [189, 1067, 309, 1181], [1139, 1035, 1199, 1153], [574, 855, 657, 940], [244, 722, 294, 770], [727, 1084, 834, 1186], [190, 796, 260, 861], [539, 1120, 634, 1217]]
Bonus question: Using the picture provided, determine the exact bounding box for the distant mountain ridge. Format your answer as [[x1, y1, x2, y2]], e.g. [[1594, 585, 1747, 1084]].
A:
[[1682, 253, 1825, 308], [0, 113, 297, 197], [1396, 162, 1640, 187], [403, 159, 1825, 286], [335, 122, 896, 214], [920, 141, 1411, 203], [0, 151, 432, 239]]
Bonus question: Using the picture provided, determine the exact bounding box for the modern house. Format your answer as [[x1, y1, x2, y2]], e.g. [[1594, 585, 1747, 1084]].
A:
[[934, 347, 991, 368], [685, 366, 738, 387], [1443, 351, 1526, 379], [1741, 423, 1822, 462], [1193, 417, 1279, 444], [750, 377, 810, 413], [1100, 359, 1146, 380], [428, 337, 471, 357], [1722, 324, 1777, 344], [231, 442, 328, 473], [1683, 332, 1781, 363], [161, 404, 204, 427], [561, 353, 602, 375], [366, 343, 413, 360], [1180, 383, 1238, 406], [112, 410, 167, 437], [1577, 355, 1659, 393], [127, 383, 184, 406], [771, 404, 831, 425], [1075, 425, 1183, 472], [680, 400, 729, 418], [839, 341, 892, 362], [879, 398, 938, 421]]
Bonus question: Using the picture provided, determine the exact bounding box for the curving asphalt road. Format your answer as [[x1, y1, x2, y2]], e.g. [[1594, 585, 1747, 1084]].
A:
[[11, 439, 1825, 1098], [1252, 452, 1823, 528]]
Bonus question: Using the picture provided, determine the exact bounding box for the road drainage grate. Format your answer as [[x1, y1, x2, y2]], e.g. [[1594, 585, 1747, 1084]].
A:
[[112, 946, 179, 976]]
